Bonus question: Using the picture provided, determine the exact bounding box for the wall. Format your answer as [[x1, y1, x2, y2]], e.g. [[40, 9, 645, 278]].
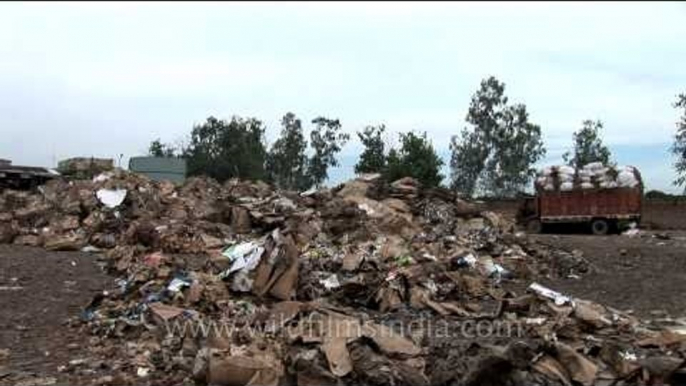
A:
[[128, 156, 187, 184]]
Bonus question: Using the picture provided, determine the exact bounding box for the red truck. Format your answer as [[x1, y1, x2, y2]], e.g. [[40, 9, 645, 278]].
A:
[[517, 169, 643, 235]]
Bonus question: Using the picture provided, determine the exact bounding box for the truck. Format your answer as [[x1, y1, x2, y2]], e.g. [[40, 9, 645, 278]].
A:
[[0, 159, 58, 190], [517, 165, 643, 235]]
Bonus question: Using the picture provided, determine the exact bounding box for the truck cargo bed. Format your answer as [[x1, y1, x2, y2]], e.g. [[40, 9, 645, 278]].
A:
[[538, 187, 642, 222]]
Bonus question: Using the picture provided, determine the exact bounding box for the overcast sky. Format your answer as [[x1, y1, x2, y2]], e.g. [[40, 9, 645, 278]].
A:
[[1, 2, 685, 192]]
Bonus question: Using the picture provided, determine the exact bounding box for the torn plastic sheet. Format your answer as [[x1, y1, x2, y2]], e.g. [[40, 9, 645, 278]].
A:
[[357, 203, 375, 216], [220, 241, 265, 278], [80, 292, 106, 322], [92, 172, 114, 183], [620, 351, 638, 361], [529, 282, 573, 306], [320, 274, 340, 290], [96, 188, 127, 208], [481, 259, 509, 277], [137, 367, 150, 377], [300, 187, 317, 197], [455, 253, 477, 268], [115, 278, 131, 294], [622, 223, 640, 237], [167, 277, 191, 293], [81, 245, 101, 253]]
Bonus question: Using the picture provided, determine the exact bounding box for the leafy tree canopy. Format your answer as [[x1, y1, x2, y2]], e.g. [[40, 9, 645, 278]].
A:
[[450, 76, 545, 198], [385, 131, 444, 188], [562, 119, 612, 169]]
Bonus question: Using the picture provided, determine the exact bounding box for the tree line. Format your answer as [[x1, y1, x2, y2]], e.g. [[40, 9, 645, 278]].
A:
[[148, 76, 686, 196]]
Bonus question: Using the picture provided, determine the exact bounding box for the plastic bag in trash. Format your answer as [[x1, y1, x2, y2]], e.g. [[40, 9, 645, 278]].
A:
[[96, 189, 127, 208], [529, 282, 573, 306], [220, 242, 265, 278], [167, 276, 192, 293]]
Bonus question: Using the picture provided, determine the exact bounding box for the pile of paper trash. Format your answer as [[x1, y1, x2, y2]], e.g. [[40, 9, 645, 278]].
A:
[[1, 170, 684, 386]]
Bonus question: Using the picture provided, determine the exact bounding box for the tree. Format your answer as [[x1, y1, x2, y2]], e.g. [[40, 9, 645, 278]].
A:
[[308, 117, 350, 187], [148, 139, 178, 157], [266, 113, 309, 190], [183, 116, 267, 182], [450, 76, 545, 198], [672, 93, 686, 190], [450, 128, 488, 198], [354, 124, 387, 174], [483, 104, 546, 196], [562, 119, 612, 169], [384, 131, 444, 187]]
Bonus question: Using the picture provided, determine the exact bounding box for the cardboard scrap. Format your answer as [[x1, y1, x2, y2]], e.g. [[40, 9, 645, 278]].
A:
[[533, 355, 572, 386], [555, 342, 598, 386], [322, 337, 353, 377], [363, 322, 421, 357], [342, 252, 363, 271], [637, 329, 686, 348], [265, 301, 303, 333], [148, 302, 188, 321], [251, 233, 299, 301], [573, 299, 612, 328], [208, 353, 282, 386]]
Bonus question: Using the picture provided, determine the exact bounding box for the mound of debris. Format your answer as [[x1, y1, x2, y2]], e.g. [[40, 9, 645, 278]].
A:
[[1, 171, 684, 386]]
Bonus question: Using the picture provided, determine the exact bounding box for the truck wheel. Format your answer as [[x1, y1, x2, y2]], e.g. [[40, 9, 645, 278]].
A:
[[526, 219, 542, 234], [591, 219, 609, 235]]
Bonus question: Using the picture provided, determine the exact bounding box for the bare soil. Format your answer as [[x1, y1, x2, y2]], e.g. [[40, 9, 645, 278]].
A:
[[0, 245, 114, 385], [531, 230, 686, 318]]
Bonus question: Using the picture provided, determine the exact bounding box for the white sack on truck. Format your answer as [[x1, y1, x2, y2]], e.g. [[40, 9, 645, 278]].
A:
[[535, 163, 642, 192]]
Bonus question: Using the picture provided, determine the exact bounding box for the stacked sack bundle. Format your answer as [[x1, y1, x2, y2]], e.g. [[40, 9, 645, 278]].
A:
[[536, 162, 642, 192]]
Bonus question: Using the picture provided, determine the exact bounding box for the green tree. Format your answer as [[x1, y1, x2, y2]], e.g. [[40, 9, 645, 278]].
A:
[[672, 93, 686, 190], [183, 116, 267, 182], [483, 104, 545, 196], [562, 119, 612, 169], [450, 76, 545, 198], [449, 128, 488, 198], [384, 131, 444, 187], [148, 139, 177, 157], [308, 117, 350, 187], [266, 113, 309, 190], [354, 124, 387, 174]]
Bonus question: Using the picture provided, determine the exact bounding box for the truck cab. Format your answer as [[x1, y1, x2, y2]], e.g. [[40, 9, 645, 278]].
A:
[[516, 195, 542, 233]]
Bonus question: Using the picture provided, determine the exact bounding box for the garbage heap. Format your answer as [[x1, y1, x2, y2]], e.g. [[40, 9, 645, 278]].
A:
[[0, 171, 684, 386]]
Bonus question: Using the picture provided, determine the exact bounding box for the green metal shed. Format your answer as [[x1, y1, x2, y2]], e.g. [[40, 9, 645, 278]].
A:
[[128, 156, 187, 184]]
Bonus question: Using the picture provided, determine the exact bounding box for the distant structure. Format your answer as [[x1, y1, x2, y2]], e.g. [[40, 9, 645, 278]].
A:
[[128, 156, 187, 184], [0, 159, 56, 190], [57, 157, 114, 180]]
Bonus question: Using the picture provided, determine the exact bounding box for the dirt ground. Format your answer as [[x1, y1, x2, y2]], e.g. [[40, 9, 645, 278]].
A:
[[531, 230, 686, 318], [0, 245, 115, 386], [1, 230, 686, 384]]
